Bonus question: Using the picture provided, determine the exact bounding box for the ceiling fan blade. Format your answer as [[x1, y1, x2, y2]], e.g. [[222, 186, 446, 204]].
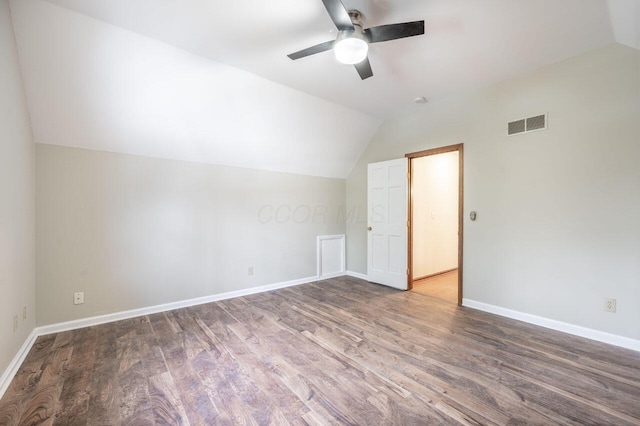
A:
[[364, 21, 425, 43], [354, 57, 373, 80], [321, 0, 354, 31], [287, 40, 335, 60]]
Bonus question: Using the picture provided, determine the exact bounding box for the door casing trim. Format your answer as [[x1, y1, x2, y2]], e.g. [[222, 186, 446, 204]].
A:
[[406, 144, 464, 304]]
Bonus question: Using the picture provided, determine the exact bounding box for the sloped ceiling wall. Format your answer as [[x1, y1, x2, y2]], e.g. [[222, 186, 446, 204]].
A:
[[9, 0, 638, 178], [10, 0, 380, 178]]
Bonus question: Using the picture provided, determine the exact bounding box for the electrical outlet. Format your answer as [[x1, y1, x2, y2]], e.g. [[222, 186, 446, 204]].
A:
[[604, 298, 616, 313], [74, 292, 84, 305], [248, 266, 254, 276], [23, 305, 27, 320], [13, 314, 18, 332]]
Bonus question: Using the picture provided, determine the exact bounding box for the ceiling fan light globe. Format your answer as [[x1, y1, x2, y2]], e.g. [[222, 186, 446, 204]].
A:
[[334, 37, 369, 65]]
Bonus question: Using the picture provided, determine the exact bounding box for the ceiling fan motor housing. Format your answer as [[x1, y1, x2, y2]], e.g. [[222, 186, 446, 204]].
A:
[[336, 10, 366, 41], [348, 10, 364, 28]]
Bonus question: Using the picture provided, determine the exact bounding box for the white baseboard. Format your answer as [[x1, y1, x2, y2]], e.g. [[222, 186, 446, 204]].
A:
[[463, 298, 640, 352], [0, 275, 319, 400], [318, 271, 345, 280], [346, 270, 369, 281], [0, 328, 38, 400], [38, 276, 319, 336]]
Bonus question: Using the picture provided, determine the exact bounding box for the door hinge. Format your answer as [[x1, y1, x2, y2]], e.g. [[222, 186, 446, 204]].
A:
[[406, 268, 410, 276], [407, 220, 410, 228]]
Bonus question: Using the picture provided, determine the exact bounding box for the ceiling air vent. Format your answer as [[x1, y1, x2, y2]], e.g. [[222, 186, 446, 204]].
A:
[[508, 113, 547, 136]]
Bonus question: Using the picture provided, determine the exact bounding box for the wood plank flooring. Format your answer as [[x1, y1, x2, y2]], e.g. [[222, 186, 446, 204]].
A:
[[412, 270, 459, 303], [1, 276, 639, 425]]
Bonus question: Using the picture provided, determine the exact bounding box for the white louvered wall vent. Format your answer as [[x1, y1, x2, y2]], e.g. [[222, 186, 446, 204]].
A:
[[508, 113, 547, 136]]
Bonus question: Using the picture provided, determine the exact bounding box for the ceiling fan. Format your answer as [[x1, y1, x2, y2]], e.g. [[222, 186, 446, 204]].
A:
[[287, 0, 425, 80]]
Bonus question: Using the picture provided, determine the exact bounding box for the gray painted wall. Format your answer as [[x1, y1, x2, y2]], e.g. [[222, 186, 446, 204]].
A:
[[346, 43, 640, 340], [36, 145, 345, 325], [0, 0, 36, 377]]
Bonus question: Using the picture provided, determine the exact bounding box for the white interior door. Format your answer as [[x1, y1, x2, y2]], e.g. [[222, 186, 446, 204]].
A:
[[367, 158, 408, 290]]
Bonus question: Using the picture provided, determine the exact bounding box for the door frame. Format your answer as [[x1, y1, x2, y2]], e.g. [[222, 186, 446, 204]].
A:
[[406, 144, 464, 305]]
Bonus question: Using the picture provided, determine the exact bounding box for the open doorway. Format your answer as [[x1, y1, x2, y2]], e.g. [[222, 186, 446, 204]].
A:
[[407, 144, 463, 304]]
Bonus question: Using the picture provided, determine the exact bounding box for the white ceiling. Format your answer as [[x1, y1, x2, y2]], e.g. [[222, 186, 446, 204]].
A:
[[9, 0, 639, 178], [40, 0, 638, 118]]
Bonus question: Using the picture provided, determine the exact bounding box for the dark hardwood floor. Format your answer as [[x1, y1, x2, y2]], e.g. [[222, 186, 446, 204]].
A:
[[1, 276, 639, 425]]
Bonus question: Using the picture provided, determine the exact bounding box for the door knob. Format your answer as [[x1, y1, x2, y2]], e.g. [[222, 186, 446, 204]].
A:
[[367, 226, 372, 231]]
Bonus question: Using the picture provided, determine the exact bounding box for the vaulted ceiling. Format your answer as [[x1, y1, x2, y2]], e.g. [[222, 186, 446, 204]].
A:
[[9, 0, 639, 178]]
